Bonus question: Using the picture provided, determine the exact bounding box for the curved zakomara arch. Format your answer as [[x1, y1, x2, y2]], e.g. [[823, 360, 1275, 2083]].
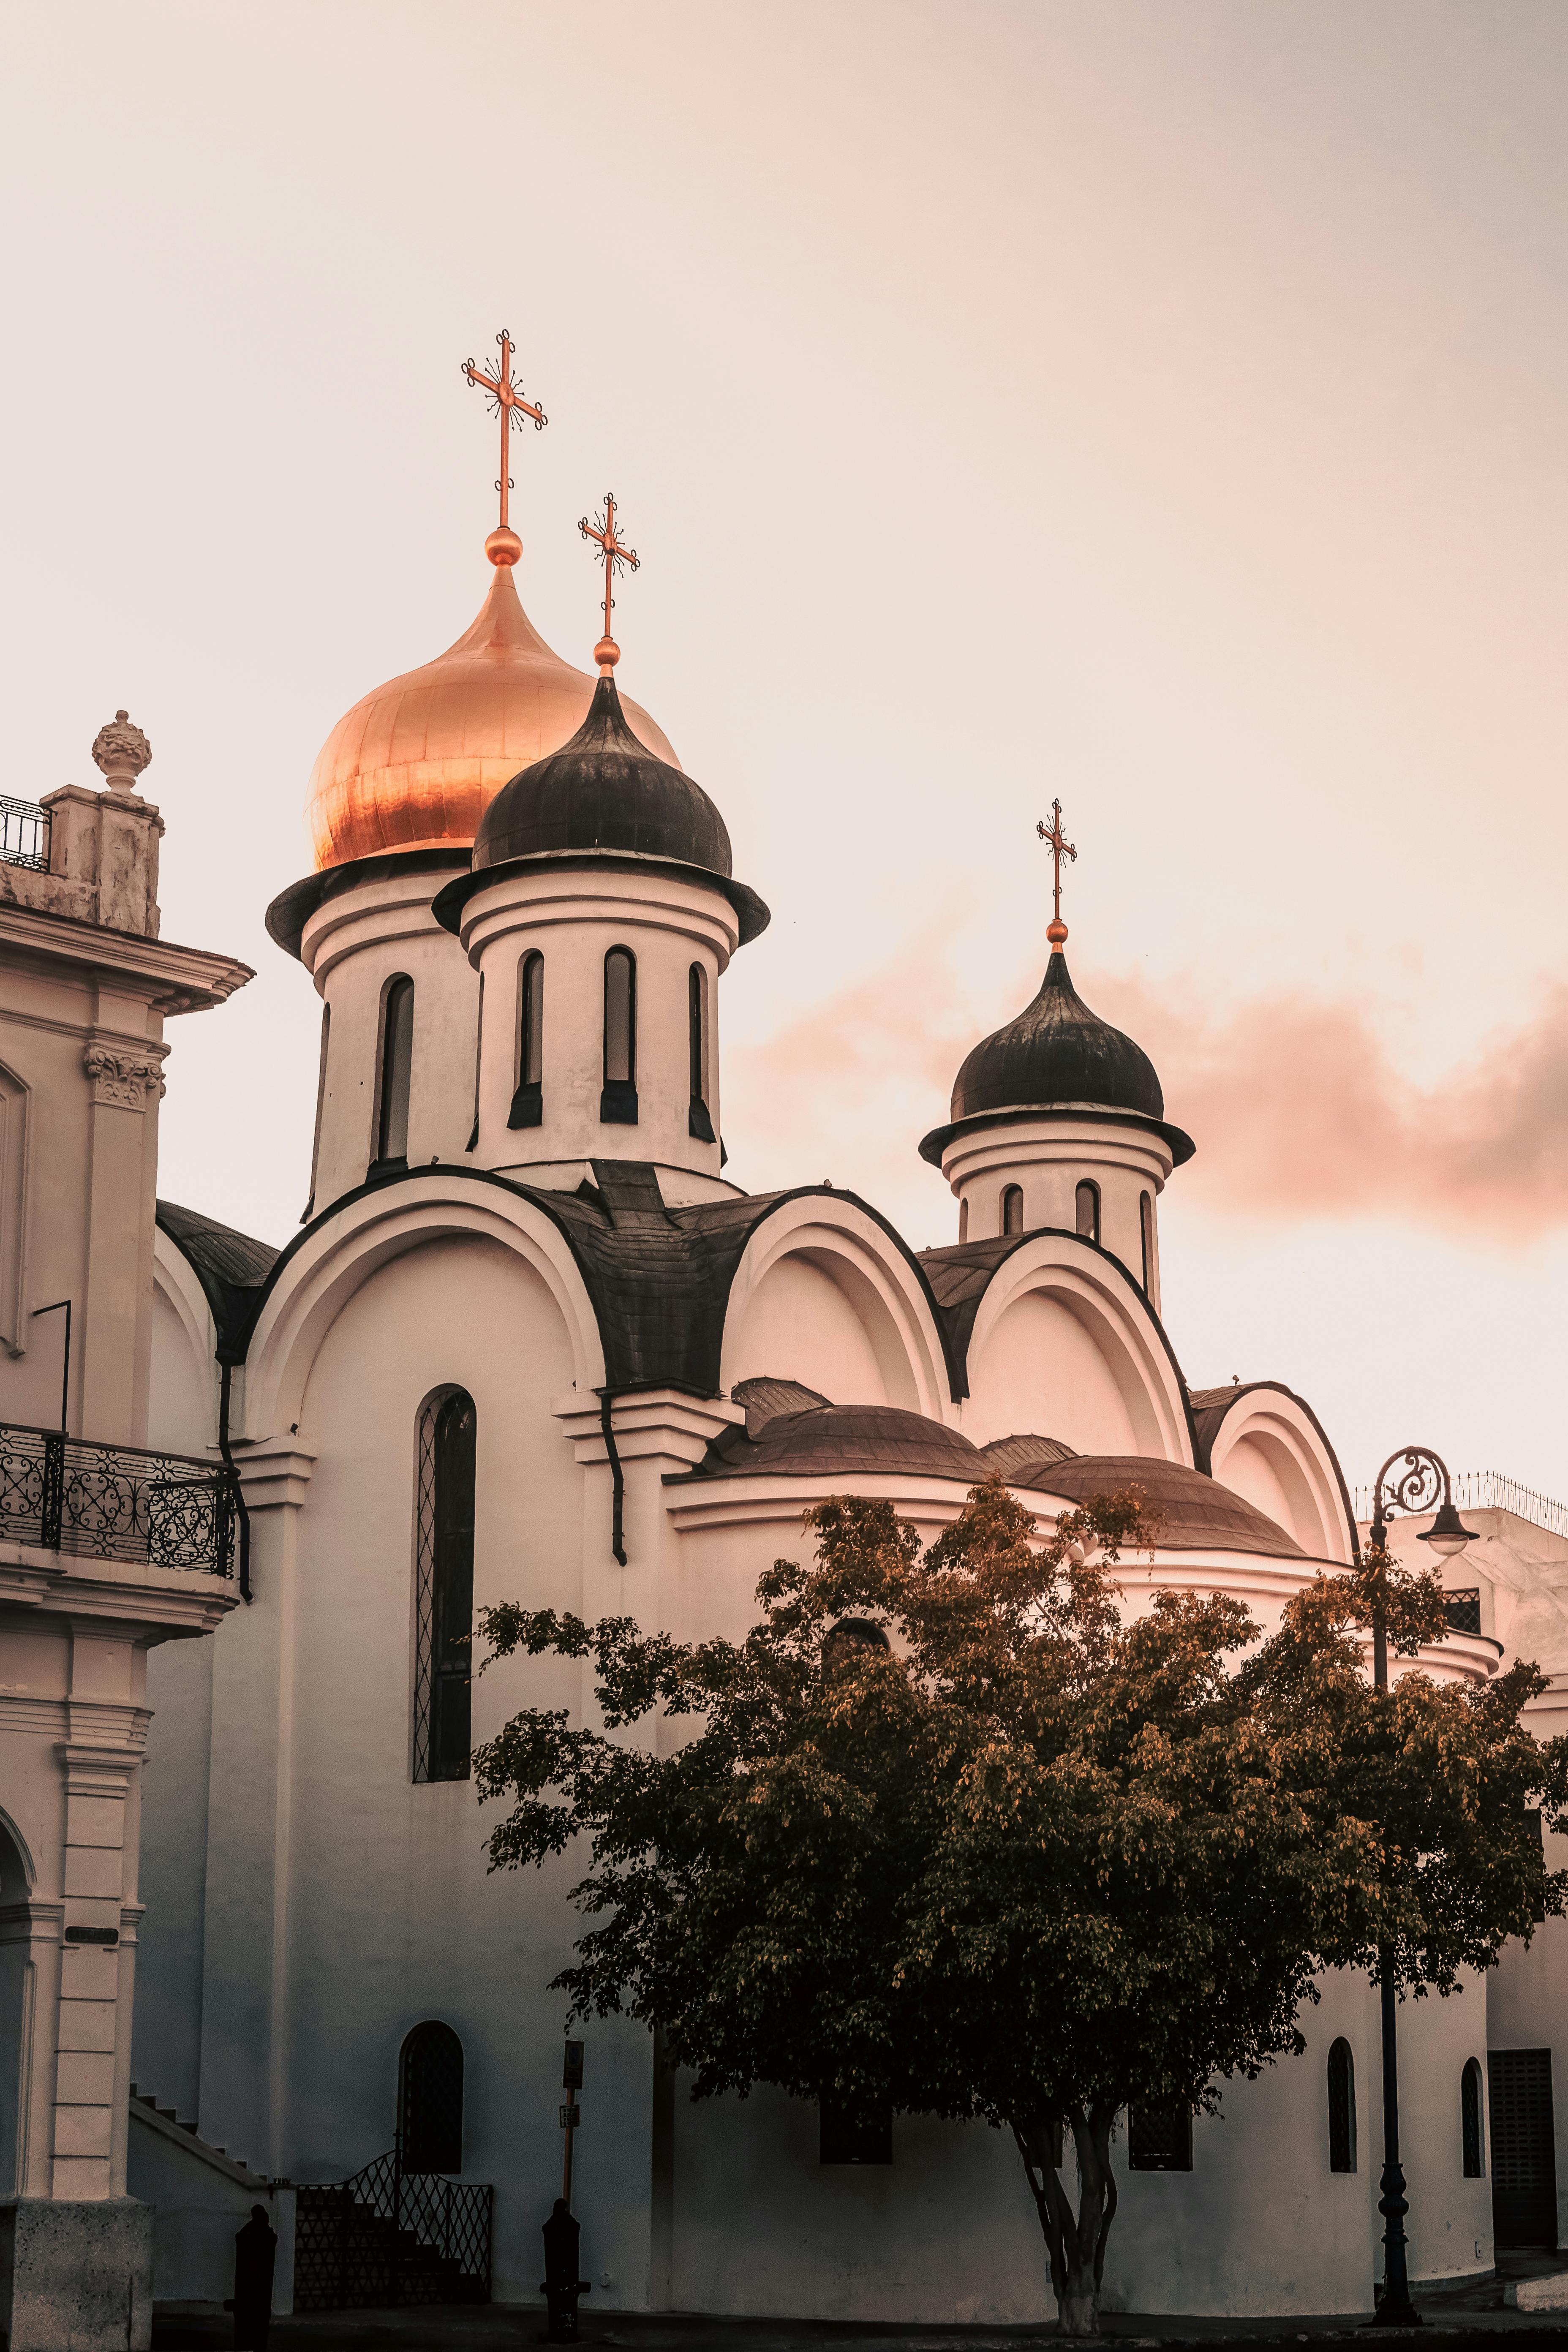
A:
[[242, 1179, 604, 1440], [152, 1226, 218, 1371], [0, 1803, 36, 1899], [1203, 1384, 1356, 1565], [964, 1231, 1195, 1466], [719, 1195, 953, 1424]]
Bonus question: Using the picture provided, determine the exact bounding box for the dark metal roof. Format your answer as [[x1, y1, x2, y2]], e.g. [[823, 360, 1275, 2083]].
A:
[[1184, 1379, 1358, 1559], [920, 951, 1194, 1168], [156, 1200, 282, 1358], [468, 672, 738, 879], [683, 1402, 987, 1484], [1017, 1452, 1306, 1559], [979, 1431, 1076, 1479], [731, 1375, 833, 1436]]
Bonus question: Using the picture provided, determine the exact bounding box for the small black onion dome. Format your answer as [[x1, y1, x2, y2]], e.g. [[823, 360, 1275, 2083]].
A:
[[919, 948, 1194, 1168], [474, 674, 732, 878], [953, 950, 1161, 1122]]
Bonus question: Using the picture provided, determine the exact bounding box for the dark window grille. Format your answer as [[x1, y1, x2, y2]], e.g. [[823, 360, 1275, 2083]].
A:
[[413, 1392, 475, 1783], [1001, 1184, 1024, 1237], [400, 2021, 464, 2175], [1443, 1588, 1482, 1636], [1075, 1179, 1100, 1245], [601, 948, 637, 1124], [1489, 2048, 1557, 2246], [1327, 2038, 1356, 2172], [0, 795, 50, 874], [1462, 2058, 1485, 2178], [1128, 2099, 1192, 2170], [820, 2095, 892, 2165], [377, 977, 414, 1164], [510, 952, 543, 1128]]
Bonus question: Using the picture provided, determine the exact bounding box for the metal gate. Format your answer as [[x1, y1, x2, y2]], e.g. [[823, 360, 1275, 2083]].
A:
[[1489, 2049, 1559, 2249], [294, 2147, 492, 2310]]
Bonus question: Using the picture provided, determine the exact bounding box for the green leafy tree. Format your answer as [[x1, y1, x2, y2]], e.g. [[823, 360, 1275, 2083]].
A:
[[476, 1481, 1566, 2333]]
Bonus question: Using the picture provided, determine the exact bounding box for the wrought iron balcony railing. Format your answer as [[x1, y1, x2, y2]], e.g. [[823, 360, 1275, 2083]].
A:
[[0, 795, 51, 874], [0, 1422, 236, 1576]]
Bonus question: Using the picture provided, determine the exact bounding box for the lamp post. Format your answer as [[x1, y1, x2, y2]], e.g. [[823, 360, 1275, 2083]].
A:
[[1361, 1446, 1477, 2329]]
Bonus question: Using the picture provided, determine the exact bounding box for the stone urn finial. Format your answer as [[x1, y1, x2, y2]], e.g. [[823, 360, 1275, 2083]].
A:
[[91, 708, 152, 795]]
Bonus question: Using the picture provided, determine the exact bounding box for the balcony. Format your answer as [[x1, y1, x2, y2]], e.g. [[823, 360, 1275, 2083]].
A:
[[0, 795, 51, 874], [0, 1423, 236, 1577]]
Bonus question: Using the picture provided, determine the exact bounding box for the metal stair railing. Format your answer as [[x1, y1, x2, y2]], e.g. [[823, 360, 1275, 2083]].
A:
[[293, 2142, 491, 2311]]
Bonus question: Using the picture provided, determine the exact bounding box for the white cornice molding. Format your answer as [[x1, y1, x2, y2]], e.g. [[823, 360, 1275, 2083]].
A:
[[227, 1439, 317, 1512], [554, 1389, 742, 1471], [0, 902, 252, 1015], [0, 1546, 237, 1634]]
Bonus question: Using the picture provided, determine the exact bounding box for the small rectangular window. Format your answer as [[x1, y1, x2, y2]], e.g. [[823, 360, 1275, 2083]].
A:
[[1128, 2100, 1192, 2170]]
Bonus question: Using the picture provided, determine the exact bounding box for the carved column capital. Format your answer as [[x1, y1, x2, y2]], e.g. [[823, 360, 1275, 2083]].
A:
[[84, 1043, 168, 1108]]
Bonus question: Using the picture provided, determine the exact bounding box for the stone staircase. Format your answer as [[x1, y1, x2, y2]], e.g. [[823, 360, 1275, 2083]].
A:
[[129, 2082, 270, 2187]]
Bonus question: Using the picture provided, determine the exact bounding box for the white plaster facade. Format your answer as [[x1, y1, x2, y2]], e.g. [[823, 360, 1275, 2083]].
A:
[[7, 553, 1555, 2336]]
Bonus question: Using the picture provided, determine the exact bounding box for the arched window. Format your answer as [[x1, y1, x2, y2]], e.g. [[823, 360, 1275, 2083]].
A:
[[1462, 2057, 1485, 2177], [399, 2021, 463, 2175], [1075, 1179, 1100, 1245], [303, 1004, 330, 1222], [601, 947, 637, 1124], [688, 964, 715, 1143], [376, 975, 414, 1166], [1140, 1191, 1155, 1293], [1001, 1185, 1024, 1237], [466, 972, 485, 1154], [413, 1390, 475, 1783], [1327, 2038, 1356, 2172], [510, 951, 543, 1129], [958, 1198, 969, 1244]]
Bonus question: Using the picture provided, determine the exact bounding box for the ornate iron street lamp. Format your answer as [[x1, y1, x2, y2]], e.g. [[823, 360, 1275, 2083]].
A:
[[1361, 1447, 1477, 2328]]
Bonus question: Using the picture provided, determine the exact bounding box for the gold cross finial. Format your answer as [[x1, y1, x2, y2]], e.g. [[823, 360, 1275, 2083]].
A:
[[579, 493, 640, 675], [461, 330, 546, 568], [1036, 798, 1077, 951]]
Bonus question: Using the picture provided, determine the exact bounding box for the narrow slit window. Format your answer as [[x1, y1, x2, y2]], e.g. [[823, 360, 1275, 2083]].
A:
[[1075, 1179, 1100, 1245], [1001, 1184, 1024, 1237], [1327, 2039, 1356, 2172], [510, 952, 544, 1129], [1140, 1190, 1154, 1291], [1462, 2058, 1485, 2177], [958, 1198, 969, 1244], [303, 1002, 330, 1221], [413, 1389, 475, 1783], [377, 976, 414, 1165], [466, 972, 484, 1154], [688, 964, 715, 1142], [601, 947, 637, 1124]]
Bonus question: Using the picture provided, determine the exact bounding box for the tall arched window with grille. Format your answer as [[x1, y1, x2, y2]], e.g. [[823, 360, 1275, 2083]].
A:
[[1001, 1184, 1024, 1237], [399, 2021, 463, 2174], [1462, 2057, 1485, 2177], [1075, 1179, 1100, 1245], [376, 975, 414, 1165], [601, 947, 637, 1124], [413, 1390, 475, 1783], [510, 951, 544, 1128], [1327, 2038, 1356, 2172]]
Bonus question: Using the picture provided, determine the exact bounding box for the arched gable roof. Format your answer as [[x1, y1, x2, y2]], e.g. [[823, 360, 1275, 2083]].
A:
[[919, 1225, 1200, 1451], [1187, 1378, 1358, 1563], [173, 1161, 959, 1401]]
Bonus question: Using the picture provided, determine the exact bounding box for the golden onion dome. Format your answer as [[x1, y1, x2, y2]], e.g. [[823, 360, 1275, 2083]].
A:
[[305, 545, 679, 872]]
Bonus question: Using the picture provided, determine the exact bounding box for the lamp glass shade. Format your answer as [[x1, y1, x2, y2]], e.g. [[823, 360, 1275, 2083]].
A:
[[1418, 1499, 1478, 1558]]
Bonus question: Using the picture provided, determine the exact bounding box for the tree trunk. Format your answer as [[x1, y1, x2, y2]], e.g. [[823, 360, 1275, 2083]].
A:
[[1012, 2105, 1119, 2337]]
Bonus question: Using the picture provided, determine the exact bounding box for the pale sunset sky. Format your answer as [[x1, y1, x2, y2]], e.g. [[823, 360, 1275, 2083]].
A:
[[5, 3, 1566, 1495]]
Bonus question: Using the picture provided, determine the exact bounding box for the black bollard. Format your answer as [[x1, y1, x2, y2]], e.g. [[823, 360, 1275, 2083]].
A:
[[540, 2196, 592, 2344]]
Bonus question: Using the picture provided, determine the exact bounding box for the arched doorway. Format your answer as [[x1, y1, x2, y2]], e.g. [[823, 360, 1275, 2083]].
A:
[[398, 2021, 463, 2175]]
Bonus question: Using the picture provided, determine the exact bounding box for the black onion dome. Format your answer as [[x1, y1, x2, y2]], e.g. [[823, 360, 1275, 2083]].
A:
[[953, 951, 1162, 1123], [474, 674, 732, 877]]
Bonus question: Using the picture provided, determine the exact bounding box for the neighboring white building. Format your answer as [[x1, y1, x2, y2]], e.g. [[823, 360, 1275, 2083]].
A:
[[4, 501, 1546, 2327]]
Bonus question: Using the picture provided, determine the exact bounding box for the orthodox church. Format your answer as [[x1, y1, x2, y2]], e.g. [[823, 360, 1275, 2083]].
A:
[[8, 343, 1560, 2339]]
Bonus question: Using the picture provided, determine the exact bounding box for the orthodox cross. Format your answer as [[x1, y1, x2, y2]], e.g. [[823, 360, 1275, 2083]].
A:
[[1036, 798, 1077, 946], [580, 493, 640, 674], [461, 330, 546, 544]]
